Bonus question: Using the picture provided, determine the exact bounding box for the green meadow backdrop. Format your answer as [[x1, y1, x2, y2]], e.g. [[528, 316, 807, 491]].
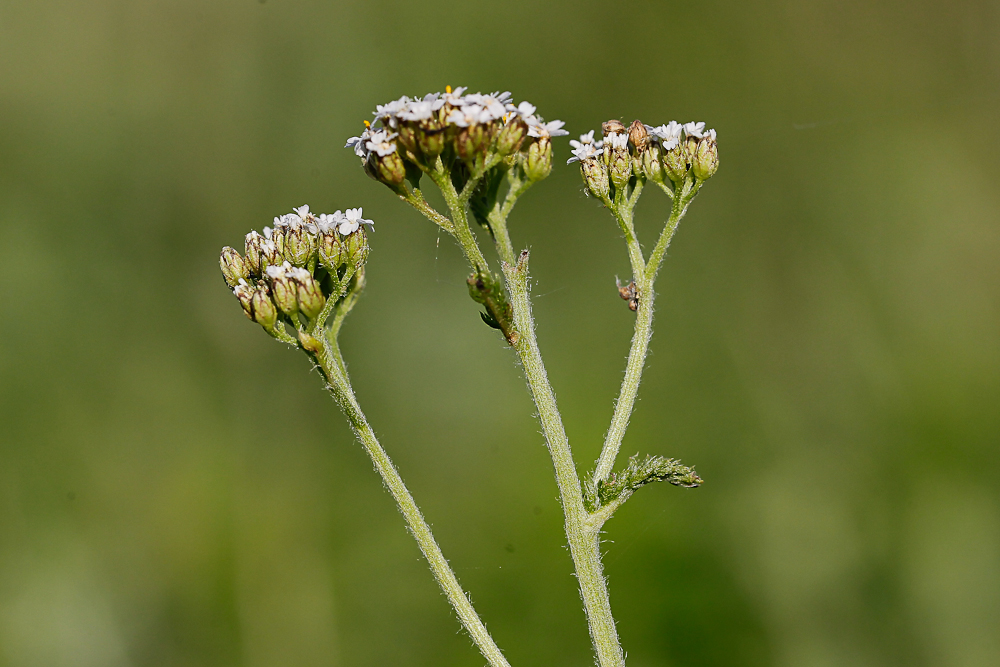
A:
[[1, 1, 998, 665]]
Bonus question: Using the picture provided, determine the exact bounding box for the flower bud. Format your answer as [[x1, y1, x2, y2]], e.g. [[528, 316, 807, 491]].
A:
[[220, 247, 248, 287], [233, 280, 255, 320], [259, 239, 282, 274], [266, 263, 299, 315], [265, 226, 287, 259], [375, 150, 406, 189], [396, 123, 420, 156], [318, 231, 347, 271], [602, 119, 627, 137], [344, 229, 370, 269], [581, 158, 610, 201], [628, 120, 649, 153], [244, 231, 265, 276], [606, 133, 632, 190], [692, 131, 718, 181], [292, 268, 325, 320], [524, 137, 552, 181], [416, 121, 447, 160], [250, 286, 278, 330], [456, 124, 489, 163], [641, 142, 665, 185], [495, 116, 528, 155], [662, 142, 689, 184], [285, 223, 316, 267]]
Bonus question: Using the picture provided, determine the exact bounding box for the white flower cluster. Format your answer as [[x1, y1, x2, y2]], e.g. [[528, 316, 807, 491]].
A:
[[645, 121, 716, 151], [345, 87, 568, 160], [269, 204, 373, 237]]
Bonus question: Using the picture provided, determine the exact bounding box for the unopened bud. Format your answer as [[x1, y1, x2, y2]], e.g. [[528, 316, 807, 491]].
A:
[[641, 142, 665, 185], [285, 223, 316, 267], [628, 120, 649, 153], [265, 226, 287, 259], [396, 123, 420, 156], [606, 133, 632, 190], [267, 263, 299, 315], [250, 286, 278, 330], [220, 247, 248, 287], [344, 229, 370, 269], [260, 239, 281, 273], [292, 268, 325, 320], [244, 231, 265, 276], [496, 117, 528, 155], [416, 121, 447, 160], [692, 131, 718, 181], [524, 137, 552, 181], [375, 150, 406, 189], [602, 119, 627, 137], [456, 124, 489, 163], [581, 158, 610, 201], [318, 232, 347, 271], [662, 142, 689, 184], [234, 280, 255, 320]]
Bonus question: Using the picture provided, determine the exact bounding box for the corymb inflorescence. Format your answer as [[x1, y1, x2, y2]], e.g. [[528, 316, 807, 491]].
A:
[[570, 118, 718, 205], [345, 87, 568, 197], [219, 205, 372, 344]]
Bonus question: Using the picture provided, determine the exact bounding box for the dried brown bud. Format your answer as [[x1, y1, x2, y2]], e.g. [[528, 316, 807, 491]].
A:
[[602, 119, 627, 137], [628, 120, 649, 152]]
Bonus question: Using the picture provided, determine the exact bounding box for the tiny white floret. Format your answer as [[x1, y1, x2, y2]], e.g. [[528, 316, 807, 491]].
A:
[[527, 118, 569, 138], [339, 208, 374, 235], [567, 143, 604, 164], [683, 122, 706, 139]]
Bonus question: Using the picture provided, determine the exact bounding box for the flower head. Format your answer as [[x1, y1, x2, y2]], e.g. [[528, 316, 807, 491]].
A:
[[527, 118, 569, 138], [365, 129, 399, 157], [339, 208, 374, 235], [373, 96, 411, 128], [440, 86, 468, 106], [605, 132, 629, 150], [647, 122, 683, 150], [317, 211, 345, 234], [567, 142, 604, 164], [345, 125, 373, 158], [570, 130, 603, 152], [508, 101, 536, 119], [447, 104, 491, 128], [683, 121, 706, 139], [465, 91, 511, 120], [398, 96, 444, 122]]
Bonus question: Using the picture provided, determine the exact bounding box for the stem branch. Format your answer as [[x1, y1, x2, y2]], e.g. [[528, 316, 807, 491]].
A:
[[315, 341, 510, 667]]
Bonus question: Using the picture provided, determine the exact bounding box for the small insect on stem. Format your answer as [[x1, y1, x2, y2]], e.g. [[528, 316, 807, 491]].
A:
[[616, 277, 639, 311]]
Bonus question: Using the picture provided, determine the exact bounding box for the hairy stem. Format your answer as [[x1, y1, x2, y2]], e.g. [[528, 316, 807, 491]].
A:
[[314, 339, 511, 667], [503, 255, 624, 667], [594, 178, 692, 483]]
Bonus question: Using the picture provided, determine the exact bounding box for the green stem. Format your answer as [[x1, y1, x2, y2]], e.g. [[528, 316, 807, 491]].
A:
[[503, 255, 624, 667], [314, 340, 511, 667], [593, 177, 692, 483], [402, 188, 454, 233], [432, 168, 490, 272], [613, 189, 645, 280]]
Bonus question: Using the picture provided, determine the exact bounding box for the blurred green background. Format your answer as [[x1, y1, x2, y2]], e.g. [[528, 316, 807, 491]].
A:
[[2, 0, 998, 665]]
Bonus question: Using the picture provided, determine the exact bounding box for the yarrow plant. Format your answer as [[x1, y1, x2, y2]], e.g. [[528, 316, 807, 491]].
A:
[[220, 86, 718, 667]]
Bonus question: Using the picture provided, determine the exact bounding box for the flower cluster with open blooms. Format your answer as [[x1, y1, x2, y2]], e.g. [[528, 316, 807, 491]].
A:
[[219, 205, 373, 334], [345, 87, 569, 189], [570, 119, 719, 201]]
